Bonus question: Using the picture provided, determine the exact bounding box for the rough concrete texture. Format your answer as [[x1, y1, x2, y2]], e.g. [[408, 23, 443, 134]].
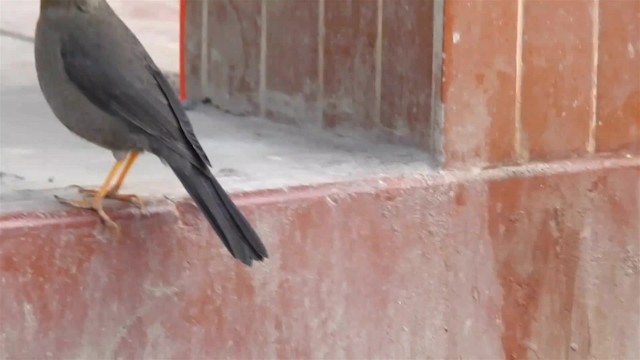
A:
[[0, 36, 433, 214], [1, 158, 639, 359]]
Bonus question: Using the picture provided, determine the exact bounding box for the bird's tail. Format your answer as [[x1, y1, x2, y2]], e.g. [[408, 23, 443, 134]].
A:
[[169, 162, 268, 265]]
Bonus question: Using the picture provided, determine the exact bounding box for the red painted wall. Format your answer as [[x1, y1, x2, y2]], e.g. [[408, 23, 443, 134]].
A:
[[1, 160, 638, 359]]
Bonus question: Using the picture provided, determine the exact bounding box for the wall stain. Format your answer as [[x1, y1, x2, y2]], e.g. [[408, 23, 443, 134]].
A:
[[488, 176, 582, 359]]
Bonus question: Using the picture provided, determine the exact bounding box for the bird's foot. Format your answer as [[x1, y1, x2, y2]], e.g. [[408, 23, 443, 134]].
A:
[[54, 194, 120, 234], [70, 185, 144, 208]]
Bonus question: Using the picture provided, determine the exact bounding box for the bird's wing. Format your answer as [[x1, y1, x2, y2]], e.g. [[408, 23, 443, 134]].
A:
[[146, 62, 211, 167], [59, 31, 211, 168]]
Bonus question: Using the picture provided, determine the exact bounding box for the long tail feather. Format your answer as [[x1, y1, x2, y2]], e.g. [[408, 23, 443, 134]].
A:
[[170, 162, 268, 265]]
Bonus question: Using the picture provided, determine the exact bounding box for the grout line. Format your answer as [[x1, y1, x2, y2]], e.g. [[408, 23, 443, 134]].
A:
[[588, 0, 600, 153], [179, 0, 187, 100], [514, 0, 526, 162], [375, 0, 383, 127], [199, 0, 209, 97], [430, 0, 445, 163], [318, 0, 326, 125], [259, 0, 268, 118]]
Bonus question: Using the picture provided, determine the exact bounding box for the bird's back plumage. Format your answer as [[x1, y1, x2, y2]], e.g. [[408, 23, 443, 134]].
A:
[[35, 0, 268, 265]]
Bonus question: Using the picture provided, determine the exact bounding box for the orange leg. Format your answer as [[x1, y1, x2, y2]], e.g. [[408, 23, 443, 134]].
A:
[[55, 157, 127, 232], [109, 151, 139, 193], [76, 151, 143, 208]]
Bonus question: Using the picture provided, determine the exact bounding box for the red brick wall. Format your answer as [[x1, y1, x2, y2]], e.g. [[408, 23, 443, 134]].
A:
[[442, 0, 639, 167], [186, 0, 440, 154], [186, 0, 639, 165]]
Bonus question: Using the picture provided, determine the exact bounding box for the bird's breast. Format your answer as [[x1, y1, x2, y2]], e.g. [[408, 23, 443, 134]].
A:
[[34, 17, 139, 152]]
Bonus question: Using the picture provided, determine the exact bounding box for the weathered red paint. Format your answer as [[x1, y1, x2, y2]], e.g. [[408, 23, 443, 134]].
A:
[[1, 158, 638, 359]]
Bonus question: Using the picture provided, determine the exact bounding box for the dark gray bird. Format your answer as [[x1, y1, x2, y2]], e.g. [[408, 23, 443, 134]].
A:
[[35, 0, 268, 266]]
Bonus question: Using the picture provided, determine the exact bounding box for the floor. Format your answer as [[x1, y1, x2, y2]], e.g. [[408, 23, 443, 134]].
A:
[[0, 0, 180, 71], [0, 26, 433, 214]]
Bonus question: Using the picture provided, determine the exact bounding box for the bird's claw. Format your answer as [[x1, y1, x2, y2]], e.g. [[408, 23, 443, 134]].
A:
[[54, 194, 121, 235], [54, 194, 93, 209], [71, 185, 144, 208]]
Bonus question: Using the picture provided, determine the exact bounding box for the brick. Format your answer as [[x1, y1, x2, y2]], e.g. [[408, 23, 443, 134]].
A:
[[323, 0, 378, 129], [264, 0, 320, 123], [596, 1, 640, 154], [206, 0, 262, 115], [442, 0, 518, 168], [520, 0, 594, 160], [380, 0, 434, 149]]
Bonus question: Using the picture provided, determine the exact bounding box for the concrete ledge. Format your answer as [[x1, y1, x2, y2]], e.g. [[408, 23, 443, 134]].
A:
[[0, 35, 433, 206], [1, 157, 638, 359]]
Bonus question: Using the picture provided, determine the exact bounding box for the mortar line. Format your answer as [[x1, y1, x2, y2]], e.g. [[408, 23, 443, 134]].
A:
[[318, 0, 326, 125], [199, 0, 209, 96], [259, 0, 268, 118], [430, 0, 445, 162], [375, 0, 383, 127], [514, 0, 526, 162], [588, 0, 600, 153]]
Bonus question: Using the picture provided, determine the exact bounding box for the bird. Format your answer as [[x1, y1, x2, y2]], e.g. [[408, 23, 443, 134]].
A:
[[34, 0, 268, 266]]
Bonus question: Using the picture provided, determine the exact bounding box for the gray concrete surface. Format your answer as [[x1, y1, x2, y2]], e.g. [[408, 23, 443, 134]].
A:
[[0, 36, 434, 212], [0, 0, 179, 71]]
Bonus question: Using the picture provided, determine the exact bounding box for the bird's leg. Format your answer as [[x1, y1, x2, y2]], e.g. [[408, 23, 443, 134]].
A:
[[76, 151, 143, 208], [55, 158, 125, 231]]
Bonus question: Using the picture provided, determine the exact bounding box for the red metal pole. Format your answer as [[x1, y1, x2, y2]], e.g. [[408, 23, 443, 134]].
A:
[[179, 0, 187, 100]]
